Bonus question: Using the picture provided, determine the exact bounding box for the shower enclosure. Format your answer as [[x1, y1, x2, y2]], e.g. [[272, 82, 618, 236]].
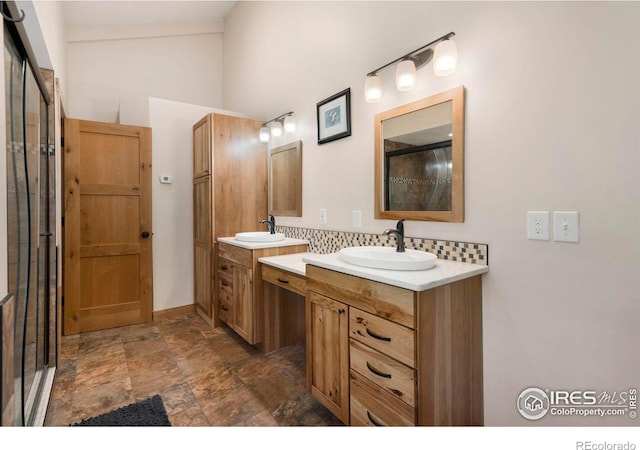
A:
[[1, 1, 57, 426]]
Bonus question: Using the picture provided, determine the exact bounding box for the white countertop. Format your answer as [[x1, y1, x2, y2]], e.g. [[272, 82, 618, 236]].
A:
[[257, 250, 489, 291], [217, 236, 310, 250], [302, 252, 489, 291], [258, 252, 313, 277]]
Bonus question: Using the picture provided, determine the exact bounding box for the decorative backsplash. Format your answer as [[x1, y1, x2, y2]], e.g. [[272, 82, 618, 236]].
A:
[[275, 225, 488, 265]]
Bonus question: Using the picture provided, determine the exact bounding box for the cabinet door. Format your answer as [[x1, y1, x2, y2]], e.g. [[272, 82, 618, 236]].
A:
[[193, 177, 211, 318], [193, 115, 211, 178], [232, 265, 254, 344], [306, 291, 350, 424]]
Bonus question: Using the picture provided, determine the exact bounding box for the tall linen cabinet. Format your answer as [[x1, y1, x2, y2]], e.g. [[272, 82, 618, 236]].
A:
[[192, 113, 267, 325]]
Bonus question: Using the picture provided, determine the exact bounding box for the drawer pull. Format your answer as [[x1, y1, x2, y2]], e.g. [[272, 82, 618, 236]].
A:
[[221, 265, 228, 271], [277, 277, 290, 284], [365, 328, 391, 342], [366, 361, 391, 379], [366, 411, 384, 427], [221, 305, 229, 311], [221, 280, 229, 287]]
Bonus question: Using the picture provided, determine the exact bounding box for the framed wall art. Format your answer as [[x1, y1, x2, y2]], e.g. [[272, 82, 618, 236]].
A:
[[316, 88, 351, 144]]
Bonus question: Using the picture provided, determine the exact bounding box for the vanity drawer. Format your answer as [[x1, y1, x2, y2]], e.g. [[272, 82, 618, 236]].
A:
[[219, 274, 233, 295], [218, 296, 232, 323], [349, 339, 415, 407], [218, 257, 234, 276], [218, 243, 252, 267], [349, 307, 415, 368], [350, 370, 415, 427], [261, 265, 306, 296]]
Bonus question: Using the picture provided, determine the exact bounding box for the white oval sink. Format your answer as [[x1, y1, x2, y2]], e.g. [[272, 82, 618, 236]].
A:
[[235, 231, 286, 243], [339, 246, 437, 271]]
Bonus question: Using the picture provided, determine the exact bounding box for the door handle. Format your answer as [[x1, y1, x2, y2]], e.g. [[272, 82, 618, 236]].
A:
[[141, 231, 150, 238]]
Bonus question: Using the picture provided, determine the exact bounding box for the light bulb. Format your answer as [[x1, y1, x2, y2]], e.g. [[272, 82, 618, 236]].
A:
[[433, 39, 457, 76], [284, 115, 296, 133], [270, 121, 283, 137], [259, 126, 270, 143], [364, 74, 382, 103], [395, 59, 417, 91]]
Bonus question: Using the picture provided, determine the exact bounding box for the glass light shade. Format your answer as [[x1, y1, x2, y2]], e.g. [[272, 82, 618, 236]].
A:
[[259, 126, 270, 143], [283, 115, 296, 133], [433, 39, 457, 76], [395, 59, 417, 91], [270, 121, 283, 137], [364, 75, 382, 103]]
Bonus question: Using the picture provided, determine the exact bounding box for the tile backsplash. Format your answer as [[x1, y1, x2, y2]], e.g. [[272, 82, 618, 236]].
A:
[[275, 226, 488, 266]]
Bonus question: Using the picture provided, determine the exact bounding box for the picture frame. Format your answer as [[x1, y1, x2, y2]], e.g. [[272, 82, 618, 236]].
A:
[[316, 88, 351, 144]]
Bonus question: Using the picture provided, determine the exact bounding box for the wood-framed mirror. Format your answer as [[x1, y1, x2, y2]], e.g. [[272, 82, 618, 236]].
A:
[[268, 140, 302, 217], [374, 86, 465, 222]]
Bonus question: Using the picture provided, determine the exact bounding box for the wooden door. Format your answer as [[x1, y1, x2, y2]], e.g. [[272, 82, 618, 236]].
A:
[[63, 119, 152, 335], [306, 291, 350, 424], [232, 264, 253, 343]]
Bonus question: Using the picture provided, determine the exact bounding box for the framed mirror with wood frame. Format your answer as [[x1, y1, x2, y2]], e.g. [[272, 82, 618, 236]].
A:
[[375, 86, 465, 222], [268, 140, 302, 217]]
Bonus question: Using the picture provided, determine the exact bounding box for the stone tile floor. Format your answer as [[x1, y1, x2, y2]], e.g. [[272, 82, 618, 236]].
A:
[[44, 310, 342, 426]]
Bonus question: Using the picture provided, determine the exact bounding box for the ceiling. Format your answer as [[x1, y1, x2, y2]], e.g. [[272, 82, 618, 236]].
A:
[[61, 1, 237, 26]]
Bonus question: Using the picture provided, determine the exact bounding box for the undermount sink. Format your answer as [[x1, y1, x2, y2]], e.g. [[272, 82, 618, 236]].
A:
[[339, 246, 437, 271], [235, 231, 286, 243]]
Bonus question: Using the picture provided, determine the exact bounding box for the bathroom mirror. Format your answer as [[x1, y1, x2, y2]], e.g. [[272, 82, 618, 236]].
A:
[[269, 140, 302, 217], [375, 86, 465, 222]]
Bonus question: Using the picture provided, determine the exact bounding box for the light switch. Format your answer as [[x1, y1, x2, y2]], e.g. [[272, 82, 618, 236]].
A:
[[554, 211, 579, 243], [320, 208, 327, 224], [527, 211, 550, 240], [352, 210, 362, 228]]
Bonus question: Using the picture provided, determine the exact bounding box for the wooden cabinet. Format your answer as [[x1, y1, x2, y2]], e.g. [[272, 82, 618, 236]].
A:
[[192, 113, 266, 325], [217, 242, 308, 345], [305, 291, 350, 424], [306, 264, 483, 426], [217, 254, 253, 343]]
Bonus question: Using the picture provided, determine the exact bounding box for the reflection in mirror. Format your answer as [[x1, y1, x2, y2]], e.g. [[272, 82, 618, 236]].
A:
[[375, 86, 464, 222], [269, 140, 302, 217]]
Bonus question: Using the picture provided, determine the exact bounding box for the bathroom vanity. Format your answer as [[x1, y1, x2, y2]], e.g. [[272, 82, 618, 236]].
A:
[[302, 253, 487, 426], [216, 237, 308, 345], [258, 249, 488, 426]]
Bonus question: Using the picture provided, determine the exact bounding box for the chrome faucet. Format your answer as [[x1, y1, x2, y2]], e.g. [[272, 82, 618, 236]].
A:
[[383, 219, 405, 253], [260, 214, 276, 234]]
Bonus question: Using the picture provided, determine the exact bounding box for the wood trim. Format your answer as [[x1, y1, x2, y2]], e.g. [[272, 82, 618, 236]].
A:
[[138, 125, 153, 323], [153, 304, 196, 321], [1, 294, 15, 426], [63, 118, 81, 335]]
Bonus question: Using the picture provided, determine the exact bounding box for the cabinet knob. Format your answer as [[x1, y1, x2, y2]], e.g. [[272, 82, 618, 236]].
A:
[[141, 231, 150, 238]]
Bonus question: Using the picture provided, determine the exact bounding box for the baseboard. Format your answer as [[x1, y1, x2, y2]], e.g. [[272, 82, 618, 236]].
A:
[[152, 304, 195, 321]]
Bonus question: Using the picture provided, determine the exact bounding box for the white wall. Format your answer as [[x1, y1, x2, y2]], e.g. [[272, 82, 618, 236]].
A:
[[148, 97, 243, 312], [222, 2, 640, 426], [67, 26, 223, 122]]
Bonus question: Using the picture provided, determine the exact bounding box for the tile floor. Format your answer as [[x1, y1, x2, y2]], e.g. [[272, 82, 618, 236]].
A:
[[44, 310, 342, 426]]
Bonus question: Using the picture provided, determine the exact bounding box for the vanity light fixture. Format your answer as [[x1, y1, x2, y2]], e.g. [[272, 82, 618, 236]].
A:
[[259, 111, 295, 143], [364, 31, 457, 103]]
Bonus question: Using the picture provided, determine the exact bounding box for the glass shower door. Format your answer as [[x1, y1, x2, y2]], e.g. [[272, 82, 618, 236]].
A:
[[4, 25, 52, 427]]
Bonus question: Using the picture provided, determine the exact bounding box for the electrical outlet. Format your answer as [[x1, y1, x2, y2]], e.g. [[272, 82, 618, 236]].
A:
[[527, 211, 549, 240], [320, 208, 327, 224]]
